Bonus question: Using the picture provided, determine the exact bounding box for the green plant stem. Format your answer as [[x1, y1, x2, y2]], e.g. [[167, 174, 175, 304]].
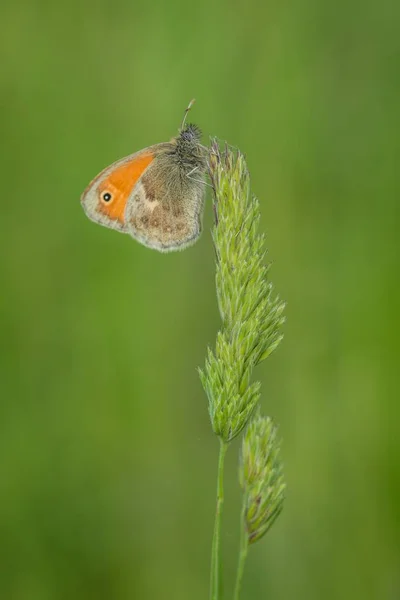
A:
[[233, 501, 249, 600], [210, 439, 228, 600]]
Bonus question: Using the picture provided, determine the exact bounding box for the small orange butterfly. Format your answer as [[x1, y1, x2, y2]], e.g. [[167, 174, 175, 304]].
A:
[[81, 100, 207, 252]]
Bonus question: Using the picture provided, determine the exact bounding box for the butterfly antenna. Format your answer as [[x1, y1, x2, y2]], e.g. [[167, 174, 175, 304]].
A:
[[180, 98, 196, 131]]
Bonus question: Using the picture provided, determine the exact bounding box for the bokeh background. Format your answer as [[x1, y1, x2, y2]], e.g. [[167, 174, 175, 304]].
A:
[[1, 0, 399, 598]]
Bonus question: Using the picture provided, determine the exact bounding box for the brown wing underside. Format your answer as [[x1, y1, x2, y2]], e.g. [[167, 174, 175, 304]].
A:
[[125, 159, 205, 252]]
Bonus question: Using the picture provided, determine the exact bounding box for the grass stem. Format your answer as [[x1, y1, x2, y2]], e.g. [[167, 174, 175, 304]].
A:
[[233, 501, 249, 600], [210, 439, 228, 600]]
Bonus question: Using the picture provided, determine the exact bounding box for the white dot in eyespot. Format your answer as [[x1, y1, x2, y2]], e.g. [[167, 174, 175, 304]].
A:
[[102, 192, 112, 203]]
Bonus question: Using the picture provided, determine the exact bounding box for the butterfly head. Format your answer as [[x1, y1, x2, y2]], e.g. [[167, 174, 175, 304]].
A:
[[173, 123, 207, 171]]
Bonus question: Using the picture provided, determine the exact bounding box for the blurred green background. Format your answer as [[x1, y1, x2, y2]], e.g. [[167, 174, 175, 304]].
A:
[[1, 0, 399, 598]]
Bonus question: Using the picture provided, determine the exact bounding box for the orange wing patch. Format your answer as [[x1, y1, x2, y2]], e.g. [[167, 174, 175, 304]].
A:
[[98, 153, 154, 224]]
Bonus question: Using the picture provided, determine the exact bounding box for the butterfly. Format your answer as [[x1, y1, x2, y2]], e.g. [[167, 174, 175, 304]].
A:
[[81, 100, 208, 252]]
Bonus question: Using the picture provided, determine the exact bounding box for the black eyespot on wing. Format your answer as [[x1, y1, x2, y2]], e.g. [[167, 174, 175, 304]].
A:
[[102, 192, 112, 203]]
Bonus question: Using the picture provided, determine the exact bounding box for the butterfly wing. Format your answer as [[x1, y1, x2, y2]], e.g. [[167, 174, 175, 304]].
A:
[[125, 155, 206, 252], [81, 148, 157, 233]]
